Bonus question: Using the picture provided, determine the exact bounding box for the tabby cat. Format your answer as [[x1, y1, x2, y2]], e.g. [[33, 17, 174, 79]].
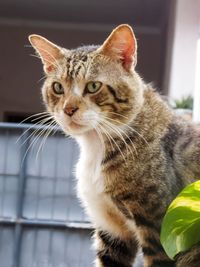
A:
[[29, 24, 200, 267]]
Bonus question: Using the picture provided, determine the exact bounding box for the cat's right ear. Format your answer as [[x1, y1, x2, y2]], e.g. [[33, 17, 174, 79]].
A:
[[98, 24, 137, 71], [28, 34, 63, 74]]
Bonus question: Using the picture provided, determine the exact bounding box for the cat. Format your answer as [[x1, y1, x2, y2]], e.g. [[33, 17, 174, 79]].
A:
[[29, 24, 200, 267]]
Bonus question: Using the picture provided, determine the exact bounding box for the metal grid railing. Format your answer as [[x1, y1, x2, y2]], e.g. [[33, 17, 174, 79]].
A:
[[0, 122, 94, 267]]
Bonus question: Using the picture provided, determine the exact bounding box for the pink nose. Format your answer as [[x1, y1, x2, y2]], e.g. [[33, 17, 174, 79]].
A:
[[64, 106, 79, 117]]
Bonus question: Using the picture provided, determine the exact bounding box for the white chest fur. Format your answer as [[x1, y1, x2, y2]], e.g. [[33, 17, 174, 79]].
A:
[[76, 132, 106, 225], [76, 131, 104, 193], [75, 132, 135, 237]]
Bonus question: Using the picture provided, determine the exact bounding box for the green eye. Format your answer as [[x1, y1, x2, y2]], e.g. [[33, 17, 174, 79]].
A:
[[86, 81, 102, 94], [52, 82, 64, 94]]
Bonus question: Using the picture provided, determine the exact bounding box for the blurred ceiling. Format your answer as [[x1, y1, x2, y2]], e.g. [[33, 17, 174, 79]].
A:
[[0, 0, 169, 29]]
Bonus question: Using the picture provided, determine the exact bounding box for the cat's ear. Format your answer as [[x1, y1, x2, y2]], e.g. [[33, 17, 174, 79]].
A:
[[98, 24, 137, 71], [28, 34, 63, 74]]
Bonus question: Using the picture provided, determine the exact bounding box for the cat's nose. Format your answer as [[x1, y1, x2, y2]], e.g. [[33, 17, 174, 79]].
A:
[[64, 106, 79, 117]]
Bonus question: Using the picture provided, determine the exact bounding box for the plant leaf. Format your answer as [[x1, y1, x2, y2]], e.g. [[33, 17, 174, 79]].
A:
[[160, 180, 200, 259]]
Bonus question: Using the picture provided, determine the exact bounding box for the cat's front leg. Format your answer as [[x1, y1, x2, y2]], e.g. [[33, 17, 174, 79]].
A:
[[140, 233, 175, 267], [94, 229, 138, 267], [112, 195, 175, 267]]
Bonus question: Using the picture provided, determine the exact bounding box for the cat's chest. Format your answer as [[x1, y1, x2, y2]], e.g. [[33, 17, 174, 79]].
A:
[[75, 133, 136, 237], [76, 132, 105, 202], [76, 140, 104, 200], [76, 134, 116, 230], [76, 154, 136, 237], [76, 144, 110, 226]]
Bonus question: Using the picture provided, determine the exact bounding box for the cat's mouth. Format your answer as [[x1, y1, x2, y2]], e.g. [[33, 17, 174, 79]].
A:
[[55, 111, 97, 136], [68, 121, 83, 130], [58, 118, 93, 136]]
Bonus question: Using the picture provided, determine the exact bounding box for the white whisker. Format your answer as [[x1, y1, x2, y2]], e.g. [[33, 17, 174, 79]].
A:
[[104, 113, 149, 147], [21, 120, 56, 164], [98, 123, 127, 163], [35, 121, 58, 161], [18, 111, 50, 125], [97, 123, 114, 153], [18, 116, 54, 145], [100, 116, 138, 156]]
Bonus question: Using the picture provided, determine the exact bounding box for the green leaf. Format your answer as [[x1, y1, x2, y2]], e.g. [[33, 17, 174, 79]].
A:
[[174, 95, 193, 109], [160, 180, 200, 259]]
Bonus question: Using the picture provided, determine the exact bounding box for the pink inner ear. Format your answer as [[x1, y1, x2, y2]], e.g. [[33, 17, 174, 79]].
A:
[[122, 41, 135, 70], [110, 26, 136, 70], [46, 65, 54, 72], [41, 49, 57, 72], [99, 25, 137, 71], [29, 35, 61, 73]]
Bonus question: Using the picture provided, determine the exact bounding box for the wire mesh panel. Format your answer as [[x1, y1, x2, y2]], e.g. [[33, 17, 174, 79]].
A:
[[0, 226, 15, 267], [19, 227, 93, 267], [0, 123, 94, 267], [23, 134, 88, 222], [0, 128, 21, 219]]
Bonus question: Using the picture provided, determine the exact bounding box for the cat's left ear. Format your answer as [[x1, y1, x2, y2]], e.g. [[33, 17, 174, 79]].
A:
[[28, 34, 64, 74], [98, 24, 137, 71]]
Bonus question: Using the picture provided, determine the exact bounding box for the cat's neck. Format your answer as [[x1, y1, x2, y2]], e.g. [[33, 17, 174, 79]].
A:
[[76, 130, 103, 157], [132, 88, 173, 140]]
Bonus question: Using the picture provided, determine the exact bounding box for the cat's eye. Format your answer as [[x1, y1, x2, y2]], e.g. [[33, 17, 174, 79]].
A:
[[52, 82, 64, 95], [85, 81, 102, 94]]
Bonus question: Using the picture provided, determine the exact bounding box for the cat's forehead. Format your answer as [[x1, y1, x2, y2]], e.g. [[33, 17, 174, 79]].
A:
[[72, 45, 99, 54], [63, 45, 100, 80]]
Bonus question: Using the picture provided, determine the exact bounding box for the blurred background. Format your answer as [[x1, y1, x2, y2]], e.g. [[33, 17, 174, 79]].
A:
[[0, 0, 200, 267]]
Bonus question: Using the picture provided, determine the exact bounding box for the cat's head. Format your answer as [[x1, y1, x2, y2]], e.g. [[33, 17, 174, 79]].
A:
[[29, 24, 144, 136]]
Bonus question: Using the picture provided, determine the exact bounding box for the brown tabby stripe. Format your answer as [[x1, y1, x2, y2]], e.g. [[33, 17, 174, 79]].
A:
[[114, 192, 135, 201], [139, 185, 159, 205], [174, 170, 185, 190], [151, 259, 175, 267], [67, 58, 80, 77], [145, 237, 164, 252], [66, 54, 87, 78], [142, 246, 157, 256], [69, 66, 75, 77], [112, 197, 133, 219], [96, 103, 118, 112], [154, 211, 165, 220], [144, 185, 158, 194], [98, 254, 132, 267], [107, 85, 128, 103], [66, 57, 72, 75], [134, 214, 159, 231], [147, 203, 163, 215], [102, 132, 137, 165], [98, 231, 136, 258], [75, 64, 82, 77], [101, 148, 122, 165], [161, 123, 180, 160], [113, 191, 163, 218], [180, 136, 193, 150], [66, 57, 72, 64], [80, 54, 88, 62], [97, 231, 137, 267], [47, 91, 59, 106], [101, 137, 126, 164]]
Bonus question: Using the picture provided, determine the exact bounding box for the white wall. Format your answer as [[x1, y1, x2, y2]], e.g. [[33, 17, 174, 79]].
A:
[[193, 39, 200, 121], [166, 0, 200, 102]]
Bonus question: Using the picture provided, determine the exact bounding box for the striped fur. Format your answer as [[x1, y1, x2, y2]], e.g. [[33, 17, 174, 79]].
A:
[[29, 25, 200, 267]]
